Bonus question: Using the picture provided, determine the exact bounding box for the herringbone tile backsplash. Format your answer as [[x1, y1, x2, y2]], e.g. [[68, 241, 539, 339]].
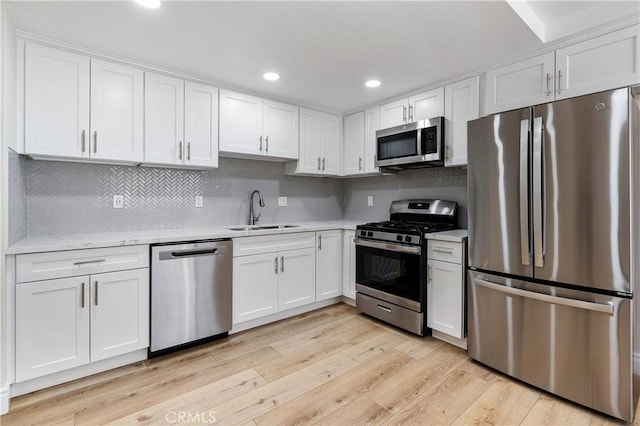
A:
[[22, 156, 343, 235]]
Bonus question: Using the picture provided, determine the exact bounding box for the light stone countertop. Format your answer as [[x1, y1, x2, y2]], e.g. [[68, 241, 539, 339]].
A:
[[6, 221, 468, 255]]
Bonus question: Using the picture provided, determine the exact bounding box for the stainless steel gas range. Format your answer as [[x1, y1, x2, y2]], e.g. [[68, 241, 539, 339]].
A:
[[355, 199, 457, 335]]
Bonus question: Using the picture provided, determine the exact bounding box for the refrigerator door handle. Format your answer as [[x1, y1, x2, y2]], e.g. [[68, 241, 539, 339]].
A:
[[519, 119, 530, 266], [532, 116, 545, 268], [475, 279, 614, 315]]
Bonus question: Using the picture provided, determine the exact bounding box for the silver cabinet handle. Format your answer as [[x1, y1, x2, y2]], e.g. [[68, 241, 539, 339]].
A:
[[377, 304, 392, 313], [322, 157, 326, 171], [73, 259, 106, 266], [265, 136, 269, 152], [427, 265, 432, 283], [187, 142, 191, 161], [317, 156, 321, 171], [178, 141, 183, 160], [445, 145, 450, 161], [93, 131, 98, 153], [274, 257, 278, 274], [475, 279, 614, 315], [402, 106, 407, 122], [519, 119, 531, 266], [81, 282, 85, 308], [259, 135, 263, 152], [532, 117, 544, 268], [409, 105, 413, 122], [318, 234, 322, 250], [359, 157, 363, 170], [557, 70, 562, 94], [433, 248, 454, 254], [280, 256, 284, 272], [94, 281, 98, 306], [546, 73, 551, 96], [81, 130, 86, 153]]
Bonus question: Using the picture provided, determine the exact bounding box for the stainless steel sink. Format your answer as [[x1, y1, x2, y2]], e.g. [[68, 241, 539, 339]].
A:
[[226, 225, 300, 231]]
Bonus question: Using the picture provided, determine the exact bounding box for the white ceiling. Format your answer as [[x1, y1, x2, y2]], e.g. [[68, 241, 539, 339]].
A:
[[4, 1, 637, 114]]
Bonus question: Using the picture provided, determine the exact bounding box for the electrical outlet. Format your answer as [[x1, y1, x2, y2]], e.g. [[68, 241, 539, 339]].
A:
[[278, 196, 287, 207], [113, 195, 124, 209], [195, 195, 203, 208], [367, 196, 374, 207]]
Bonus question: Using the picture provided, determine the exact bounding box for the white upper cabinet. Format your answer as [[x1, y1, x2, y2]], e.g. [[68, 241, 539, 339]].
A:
[[485, 25, 640, 114], [555, 25, 640, 100], [90, 60, 144, 162], [444, 76, 479, 167], [343, 111, 365, 176], [379, 88, 445, 129], [184, 81, 219, 168], [144, 73, 185, 165], [219, 90, 298, 160], [25, 43, 144, 162], [485, 52, 555, 115], [145, 73, 219, 167], [25, 43, 90, 158], [409, 87, 445, 122], [285, 108, 342, 176], [364, 106, 380, 174]]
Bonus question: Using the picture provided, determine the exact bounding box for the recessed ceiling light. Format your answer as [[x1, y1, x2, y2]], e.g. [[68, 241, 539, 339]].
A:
[[263, 72, 280, 81], [134, 0, 161, 9], [365, 80, 381, 88]]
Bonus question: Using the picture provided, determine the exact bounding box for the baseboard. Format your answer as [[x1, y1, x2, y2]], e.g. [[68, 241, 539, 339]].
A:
[[432, 330, 468, 350], [341, 295, 355, 307], [0, 384, 9, 415], [230, 298, 342, 334], [10, 349, 147, 397]]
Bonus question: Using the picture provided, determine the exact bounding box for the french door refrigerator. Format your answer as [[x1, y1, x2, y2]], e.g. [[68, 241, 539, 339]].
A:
[[467, 87, 639, 422]]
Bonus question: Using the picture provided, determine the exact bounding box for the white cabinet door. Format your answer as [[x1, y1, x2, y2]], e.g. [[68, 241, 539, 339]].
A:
[[321, 113, 343, 176], [316, 231, 343, 301], [15, 276, 90, 382], [278, 248, 316, 311], [485, 52, 555, 115], [444, 76, 479, 167], [263, 100, 299, 159], [555, 25, 640, 101], [184, 81, 219, 168], [25, 43, 90, 158], [364, 106, 380, 174], [379, 98, 408, 129], [90, 60, 144, 162], [233, 253, 279, 323], [343, 111, 365, 176], [295, 108, 323, 174], [144, 72, 184, 165], [90, 269, 149, 362], [427, 259, 463, 339], [409, 87, 444, 121], [219, 90, 262, 156], [342, 231, 356, 300]]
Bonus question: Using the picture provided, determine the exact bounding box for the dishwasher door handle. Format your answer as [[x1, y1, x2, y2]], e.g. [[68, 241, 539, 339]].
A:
[[159, 248, 223, 260]]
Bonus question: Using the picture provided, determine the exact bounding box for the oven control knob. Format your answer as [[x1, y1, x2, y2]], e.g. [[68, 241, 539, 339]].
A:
[[360, 230, 366, 236], [367, 231, 373, 237], [396, 235, 403, 241], [405, 236, 412, 243]]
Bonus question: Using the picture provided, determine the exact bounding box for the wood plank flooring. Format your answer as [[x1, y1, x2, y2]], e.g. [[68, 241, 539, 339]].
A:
[[1, 303, 630, 425]]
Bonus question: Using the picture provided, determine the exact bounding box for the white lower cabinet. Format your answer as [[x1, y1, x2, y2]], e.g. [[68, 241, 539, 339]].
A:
[[426, 239, 466, 341], [342, 230, 356, 300], [232, 233, 316, 324], [316, 230, 342, 301], [15, 246, 150, 382]]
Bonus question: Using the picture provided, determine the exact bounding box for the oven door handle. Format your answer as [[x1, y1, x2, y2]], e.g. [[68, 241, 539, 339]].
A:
[[355, 238, 421, 255]]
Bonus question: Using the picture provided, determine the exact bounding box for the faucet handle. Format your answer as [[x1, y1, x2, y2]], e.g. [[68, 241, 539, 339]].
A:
[[254, 213, 261, 223]]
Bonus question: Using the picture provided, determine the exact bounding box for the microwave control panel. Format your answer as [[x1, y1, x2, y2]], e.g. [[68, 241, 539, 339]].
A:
[[422, 127, 438, 154]]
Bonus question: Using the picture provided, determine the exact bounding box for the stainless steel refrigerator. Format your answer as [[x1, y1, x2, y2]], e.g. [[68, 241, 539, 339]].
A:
[[467, 86, 640, 422]]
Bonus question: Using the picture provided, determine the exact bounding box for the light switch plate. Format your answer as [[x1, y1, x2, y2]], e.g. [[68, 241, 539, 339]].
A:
[[367, 196, 373, 207], [278, 196, 287, 207], [195, 195, 203, 208], [113, 195, 124, 209]]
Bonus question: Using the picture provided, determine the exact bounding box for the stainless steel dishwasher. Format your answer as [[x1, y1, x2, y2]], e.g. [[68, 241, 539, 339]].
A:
[[150, 239, 232, 355]]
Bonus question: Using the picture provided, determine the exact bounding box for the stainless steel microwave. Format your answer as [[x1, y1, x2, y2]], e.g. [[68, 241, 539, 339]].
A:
[[375, 116, 444, 170]]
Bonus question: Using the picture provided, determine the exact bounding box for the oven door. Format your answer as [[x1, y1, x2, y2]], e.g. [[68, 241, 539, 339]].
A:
[[355, 238, 423, 311]]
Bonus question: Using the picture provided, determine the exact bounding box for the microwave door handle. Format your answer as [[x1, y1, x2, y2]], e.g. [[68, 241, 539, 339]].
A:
[[416, 128, 423, 156], [520, 119, 530, 266]]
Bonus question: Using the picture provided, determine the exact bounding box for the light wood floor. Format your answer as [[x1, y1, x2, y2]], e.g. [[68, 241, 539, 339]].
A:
[[1, 304, 630, 425]]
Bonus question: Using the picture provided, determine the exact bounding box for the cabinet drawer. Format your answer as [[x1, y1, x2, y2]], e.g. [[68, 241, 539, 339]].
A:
[[17, 245, 149, 283], [427, 240, 463, 264], [233, 232, 315, 257]]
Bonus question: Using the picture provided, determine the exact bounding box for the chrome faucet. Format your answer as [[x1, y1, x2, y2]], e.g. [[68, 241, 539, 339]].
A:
[[249, 189, 265, 225]]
